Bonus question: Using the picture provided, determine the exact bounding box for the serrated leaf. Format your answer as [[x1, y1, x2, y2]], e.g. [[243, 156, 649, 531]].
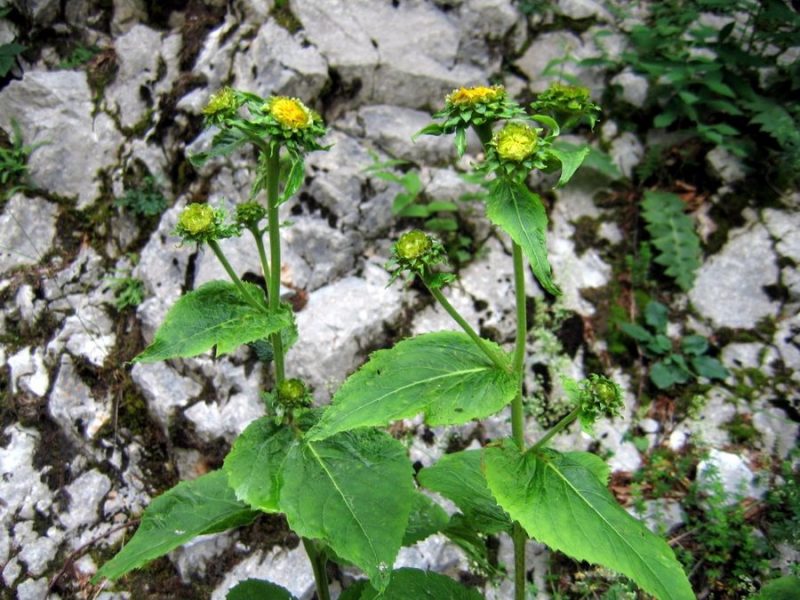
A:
[[308, 331, 515, 440], [226, 579, 297, 600], [548, 145, 590, 188], [279, 429, 415, 590], [486, 180, 560, 295], [346, 568, 485, 600], [413, 122, 445, 140], [94, 471, 258, 582], [418, 450, 510, 534], [223, 417, 295, 512], [135, 281, 293, 362], [484, 445, 694, 600], [641, 192, 701, 291], [189, 128, 249, 168], [403, 492, 449, 546]]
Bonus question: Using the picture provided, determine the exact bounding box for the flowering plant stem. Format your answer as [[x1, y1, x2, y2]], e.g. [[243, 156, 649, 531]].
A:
[[265, 145, 286, 385], [208, 239, 263, 311]]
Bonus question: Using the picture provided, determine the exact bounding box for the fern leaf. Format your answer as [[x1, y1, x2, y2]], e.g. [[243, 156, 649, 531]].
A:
[[641, 191, 701, 291]]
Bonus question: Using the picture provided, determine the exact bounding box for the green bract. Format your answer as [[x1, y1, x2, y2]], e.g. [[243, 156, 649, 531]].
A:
[[577, 374, 624, 432], [277, 378, 310, 408], [202, 86, 241, 125], [235, 201, 268, 228]]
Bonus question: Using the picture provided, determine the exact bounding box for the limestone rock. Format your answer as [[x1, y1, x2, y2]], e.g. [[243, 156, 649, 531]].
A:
[[131, 362, 203, 431], [706, 146, 747, 184], [105, 24, 182, 130], [0, 71, 122, 209], [8, 347, 49, 397], [697, 449, 767, 504], [0, 425, 54, 524], [287, 263, 404, 401], [232, 19, 328, 102], [609, 131, 644, 179], [49, 354, 111, 442], [690, 222, 779, 329], [610, 69, 649, 108], [59, 469, 112, 531], [211, 545, 315, 600], [0, 195, 58, 276]]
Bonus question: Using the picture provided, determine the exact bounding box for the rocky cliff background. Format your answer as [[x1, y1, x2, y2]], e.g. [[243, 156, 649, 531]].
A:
[[0, 1, 798, 599]]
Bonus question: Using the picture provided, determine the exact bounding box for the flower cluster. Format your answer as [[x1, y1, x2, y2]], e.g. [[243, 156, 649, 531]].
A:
[[482, 121, 552, 182], [202, 87, 241, 126], [257, 95, 328, 154], [277, 378, 312, 409], [386, 230, 454, 288], [174, 203, 239, 243], [530, 83, 601, 129], [235, 201, 267, 229]]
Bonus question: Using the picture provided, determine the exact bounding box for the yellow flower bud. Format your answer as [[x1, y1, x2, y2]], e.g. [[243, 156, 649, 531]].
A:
[[396, 230, 432, 260], [178, 204, 215, 235], [494, 123, 538, 162], [203, 87, 238, 117]]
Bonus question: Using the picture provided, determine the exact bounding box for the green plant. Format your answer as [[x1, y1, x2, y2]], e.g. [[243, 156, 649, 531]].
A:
[[0, 41, 25, 77], [589, 0, 800, 187], [114, 176, 168, 217], [641, 191, 701, 292], [620, 299, 728, 389], [94, 85, 694, 600], [0, 119, 42, 201], [108, 275, 145, 311], [365, 157, 478, 264], [58, 44, 101, 69]]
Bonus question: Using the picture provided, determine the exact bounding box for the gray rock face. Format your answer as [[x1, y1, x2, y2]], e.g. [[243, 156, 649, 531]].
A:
[[105, 24, 182, 130], [232, 19, 328, 101], [8, 346, 49, 397], [610, 69, 649, 108], [357, 104, 455, 164], [292, 0, 484, 110], [706, 146, 747, 184], [690, 222, 779, 329], [287, 263, 404, 401], [49, 354, 111, 442], [211, 545, 315, 600], [13, 0, 59, 26], [0, 194, 58, 276], [697, 449, 767, 504], [59, 469, 112, 531], [131, 362, 204, 432], [0, 71, 122, 209]]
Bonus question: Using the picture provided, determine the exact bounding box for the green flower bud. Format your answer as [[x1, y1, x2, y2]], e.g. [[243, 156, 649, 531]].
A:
[[202, 87, 240, 123], [493, 122, 538, 162], [530, 82, 601, 130], [277, 378, 310, 408], [178, 204, 215, 235], [235, 202, 267, 228], [396, 230, 432, 260], [577, 374, 624, 432]]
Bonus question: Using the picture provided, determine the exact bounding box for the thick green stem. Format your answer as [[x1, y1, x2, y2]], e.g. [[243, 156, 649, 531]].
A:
[[302, 538, 331, 600], [208, 240, 262, 311], [531, 407, 580, 452], [510, 241, 528, 600], [265, 145, 286, 384], [426, 282, 511, 373]]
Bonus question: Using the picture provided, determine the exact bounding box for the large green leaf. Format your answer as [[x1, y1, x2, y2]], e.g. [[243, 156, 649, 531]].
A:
[[136, 281, 293, 362], [418, 450, 510, 534], [226, 579, 297, 600], [279, 429, 415, 591], [223, 417, 295, 512], [94, 470, 258, 582], [486, 180, 560, 296], [403, 491, 450, 546], [308, 332, 515, 440], [339, 568, 485, 600], [484, 444, 694, 600]]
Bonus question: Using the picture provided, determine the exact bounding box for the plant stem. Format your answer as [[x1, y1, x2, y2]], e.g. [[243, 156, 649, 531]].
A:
[[425, 282, 511, 373], [208, 240, 263, 311], [531, 407, 580, 452], [250, 225, 272, 299], [510, 241, 528, 600], [264, 145, 286, 385], [302, 538, 331, 600]]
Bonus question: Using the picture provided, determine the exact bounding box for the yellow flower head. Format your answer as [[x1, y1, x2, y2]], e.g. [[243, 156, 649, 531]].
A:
[[267, 96, 313, 129], [178, 204, 215, 235], [494, 123, 538, 162], [203, 87, 239, 117], [446, 85, 505, 107]]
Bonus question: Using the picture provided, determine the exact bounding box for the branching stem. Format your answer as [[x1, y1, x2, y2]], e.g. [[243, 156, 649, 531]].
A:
[[265, 145, 286, 384], [208, 240, 263, 311], [531, 407, 580, 452]]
